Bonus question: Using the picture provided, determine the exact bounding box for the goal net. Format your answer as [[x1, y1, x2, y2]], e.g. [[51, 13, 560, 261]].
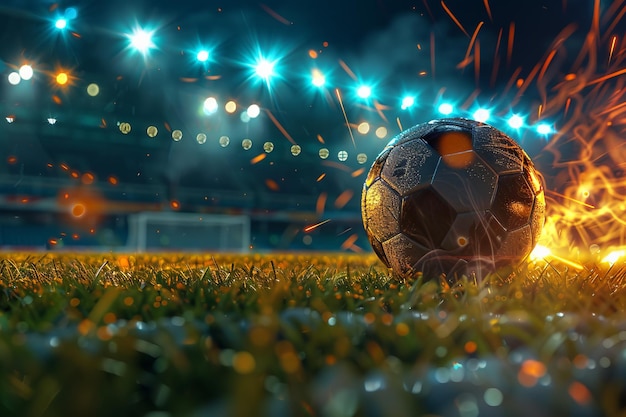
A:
[[126, 212, 250, 252]]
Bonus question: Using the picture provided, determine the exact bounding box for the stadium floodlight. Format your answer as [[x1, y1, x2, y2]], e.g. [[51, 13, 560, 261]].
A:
[[47, 118, 57, 125], [473, 108, 490, 122], [129, 28, 155, 54], [357, 85, 372, 99], [18, 65, 34, 80], [536, 123, 553, 135], [438, 102, 453, 115], [311, 69, 326, 87], [55, 18, 67, 29], [255, 58, 275, 80], [401, 96, 415, 110], [508, 114, 524, 129], [197, 50, 209, 62]]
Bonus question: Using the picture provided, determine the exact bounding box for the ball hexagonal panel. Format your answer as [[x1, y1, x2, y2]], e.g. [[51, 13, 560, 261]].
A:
[[492, 173, 535, 231], [473, 124, 525, 175], [400, 187, 456, 249], [380, 138, 438, 196]]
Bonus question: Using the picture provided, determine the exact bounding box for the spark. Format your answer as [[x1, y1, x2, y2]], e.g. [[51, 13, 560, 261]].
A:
[[340, 233, 359, 251], [586, 68, 626, 86], [316, 192, 327, 215], [321, 161, 351, 172], [462, 21, 484, 70], [264, 109, 296, 145], [440, 1, 469, 37], [490, 28, 503, 87], [334, 190, 354, 209], [338, 59, 357, 81], [351, 168, 365, 177], [250, 153, 267, 164], [507, 22, 515, 68], [421, 0, 434, 20], [335, 89, 356, 148], [430, 31, 436, 79], [316, 173, 326, 182], [259, 3, 292, 25], [265, 179, 280, 191], [474, 40, 480, 85], [482, 0, 493, 22], [373, 100, 389, 123], [316, 134, 325, 144], [304, 219, 331, 232], [396, 117, 403, 131], [608, 35, 618, 65]]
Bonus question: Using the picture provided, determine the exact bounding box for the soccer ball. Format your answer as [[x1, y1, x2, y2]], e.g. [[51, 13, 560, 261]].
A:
[[361, 118, 546, 280]]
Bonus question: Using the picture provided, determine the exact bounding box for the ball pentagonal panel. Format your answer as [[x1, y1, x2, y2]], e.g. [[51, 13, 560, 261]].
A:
[[473, 124, 525, 175], [400, 187, 457, 249], [431, 153, 498, 213]]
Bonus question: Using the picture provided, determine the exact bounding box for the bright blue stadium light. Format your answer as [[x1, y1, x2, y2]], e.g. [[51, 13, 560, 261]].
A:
[[55, 18, 67, 30], [255, 58, 275, 80], [438, 102, 453, 115], [508, 114, 524, 129], [401, 96, 415, 110], [197, 50, 210, 62], [311, 69, 326, 87], [473, 108, 490, 122], [357, 85, 372, 99], [536, 123, 553, 135], [129, 28, 155, 54]]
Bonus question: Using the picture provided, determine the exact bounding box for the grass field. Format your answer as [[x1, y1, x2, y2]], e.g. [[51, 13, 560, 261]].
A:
[[1, 252, 626, 417]]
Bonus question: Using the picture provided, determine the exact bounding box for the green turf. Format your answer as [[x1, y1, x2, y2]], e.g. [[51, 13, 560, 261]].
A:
[[1, 252, 626, 417]]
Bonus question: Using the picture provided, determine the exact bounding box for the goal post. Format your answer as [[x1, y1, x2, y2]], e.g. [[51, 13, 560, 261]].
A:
[[126, 212, 250, 252]]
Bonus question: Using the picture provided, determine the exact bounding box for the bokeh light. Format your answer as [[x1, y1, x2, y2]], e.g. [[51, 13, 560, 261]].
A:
[[203, 97, 218, 114], [319, 148, 329, 159], [246, 104, 261, 118], [171, 130, 183, 141], [242, 138, 252, 150], [86, 83, 100, 96], [7, 72, 20, 85], [219, 136, 230, 147], [18, 64, 33, 80], [146, 125, 158, 137], [225, 100, 237, 113], [290, 144, 301, 156], [338, 150, 348, 161], [196, 133, 207, 144], [263, 142, 274, 153], [536, 123, 553, 135]]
